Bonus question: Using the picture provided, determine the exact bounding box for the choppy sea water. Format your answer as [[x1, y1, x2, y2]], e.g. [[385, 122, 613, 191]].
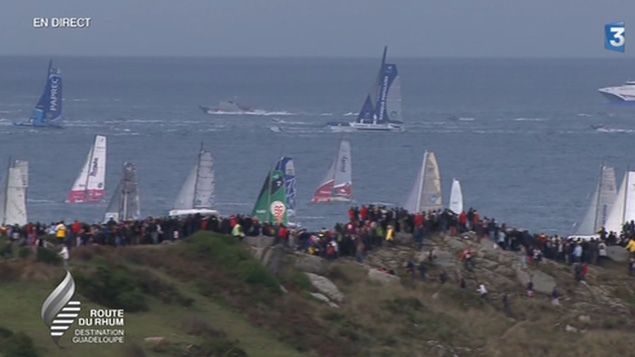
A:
[[0, 56, 635, 232]]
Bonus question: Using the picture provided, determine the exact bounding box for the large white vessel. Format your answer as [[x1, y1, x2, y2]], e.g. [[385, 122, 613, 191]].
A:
[[328, 46, 404, 132], [598, 81, 635, 102]]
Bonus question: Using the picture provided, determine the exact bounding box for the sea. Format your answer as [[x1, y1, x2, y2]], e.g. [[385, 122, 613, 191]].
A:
[[0, 56, 634, 233]]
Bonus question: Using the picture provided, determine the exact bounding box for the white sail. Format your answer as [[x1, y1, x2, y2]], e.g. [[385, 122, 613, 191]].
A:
[[171, 148, 216, 214], [605, 171, 635, 234], [449, 178, 463, 213], [333, 140, 352, 196], [173, 165, 197, 210], [68, 135, 107, 203], [575, 166, 617, 235], [104, 162, 140, 222], [193, 150, 215, 209], [2, 160, 28, 226], [404, 151, 443, 213]]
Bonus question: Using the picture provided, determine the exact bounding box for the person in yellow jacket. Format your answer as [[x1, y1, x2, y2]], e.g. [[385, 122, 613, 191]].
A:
[[55, 222, 67, 241], [231, 223, 245, 240], [626, 238, 635, 254], [385, 225, 395, 244]]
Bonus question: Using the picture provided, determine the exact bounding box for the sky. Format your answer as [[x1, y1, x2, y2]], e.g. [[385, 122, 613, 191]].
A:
[[0, 0, 634, 58]]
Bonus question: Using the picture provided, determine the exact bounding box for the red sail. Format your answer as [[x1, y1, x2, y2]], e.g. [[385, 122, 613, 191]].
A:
[[311, 180, 335, 203]]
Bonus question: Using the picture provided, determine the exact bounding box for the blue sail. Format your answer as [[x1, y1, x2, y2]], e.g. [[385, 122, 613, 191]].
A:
[[356, 95, 376, 123], [355, 46, 401, 124], [275, 157, 296, 216], [374, 48, 399, 123], [25, 60, 63, 127]]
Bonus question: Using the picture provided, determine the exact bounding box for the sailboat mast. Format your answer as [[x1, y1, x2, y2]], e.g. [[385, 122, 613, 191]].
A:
[[82, 135, 97, 198], [593, 165, 604, 232], [623, 170, 630, 226], [2, 158, 11, 225], [267, 169, 273, 223], [416, 152, 427, 213], [192, 143, 203, 208]]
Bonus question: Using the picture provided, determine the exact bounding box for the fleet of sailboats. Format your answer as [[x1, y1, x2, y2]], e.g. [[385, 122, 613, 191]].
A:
[[15, 60, 64, 128], [403, 151, 443, 213], [0, 160, 29, 226], [169, 145, 217, 217], [104, 162, 141, 222], [67, 135, 107, 203], [312, 140, 353, 203]]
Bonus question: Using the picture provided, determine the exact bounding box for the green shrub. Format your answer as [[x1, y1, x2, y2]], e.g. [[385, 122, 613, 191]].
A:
[[0, 331, 39, 357], [187, 233, 280, 293], [75, 265, 148, 312], [18, 247, 32, 259], [35, 247, 61, 265]]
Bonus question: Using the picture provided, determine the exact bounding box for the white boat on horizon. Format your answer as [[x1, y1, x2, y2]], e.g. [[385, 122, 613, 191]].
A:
[[328, 46, 404, 132], [598, 81, 635, 102]]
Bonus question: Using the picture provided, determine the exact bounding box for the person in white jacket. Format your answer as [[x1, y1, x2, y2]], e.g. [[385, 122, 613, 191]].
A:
[[59, 246, 70, 269]]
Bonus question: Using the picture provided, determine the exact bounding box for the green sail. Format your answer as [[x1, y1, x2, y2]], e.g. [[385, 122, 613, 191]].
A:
[[252, 169, 288, 225]]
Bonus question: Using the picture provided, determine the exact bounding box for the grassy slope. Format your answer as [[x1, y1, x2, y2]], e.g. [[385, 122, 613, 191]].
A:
[[3, 232, 635, 357], [0, 236, 303, 357]]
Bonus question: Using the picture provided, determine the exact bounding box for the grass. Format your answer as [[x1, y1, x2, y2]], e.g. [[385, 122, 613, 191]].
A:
[[3, 231, 635, 356]]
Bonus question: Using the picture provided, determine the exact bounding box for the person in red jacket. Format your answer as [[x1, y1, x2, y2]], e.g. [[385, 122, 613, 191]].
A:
[[348, 207, 357, 222], [415, 212, 425, 228], [360, 205, 369, 221], [459, 211, 468, 232]]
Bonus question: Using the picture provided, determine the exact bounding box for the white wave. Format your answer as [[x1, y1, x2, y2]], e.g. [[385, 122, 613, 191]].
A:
[[70, 98, 89, 102], [206, 109, 295, 116], [595, 127, 634, 134], [319, 113, 333, 116], [27, 198, 59, 204], [269, 125, 283, 133], [576, 113, 592, 117], [343, 112, 358, 117], [294, 216, 327, 220], [513, 117, 547, 122], [217, 201, 251, 207], [458, 117, 475, 121], [0, 110, 20, 114]]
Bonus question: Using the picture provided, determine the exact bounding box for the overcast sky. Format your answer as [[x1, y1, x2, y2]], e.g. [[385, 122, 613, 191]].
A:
[[0, 0, 633, 57]]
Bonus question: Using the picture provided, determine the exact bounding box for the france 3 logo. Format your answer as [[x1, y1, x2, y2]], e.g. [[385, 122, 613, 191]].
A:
[[605, 22, 625, 53]]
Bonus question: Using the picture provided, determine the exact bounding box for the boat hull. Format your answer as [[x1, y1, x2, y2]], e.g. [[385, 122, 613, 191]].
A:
[[598, 87, 635, 102], [169, 208, 219, 217], [328, 121, 404, 133]]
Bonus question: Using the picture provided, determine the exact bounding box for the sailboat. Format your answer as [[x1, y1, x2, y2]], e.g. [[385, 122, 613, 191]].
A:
[[329, 46, 404, 132], [252, 169, 288, 225], [15, 60, 63, 128], [403, 151, 443, 213], [104, 162, 140, 222], [275, 157, 296, 217], [0, 159, 29, 226], [449, 178, 463, 214], [603, 171, 635, 235], [169, 145, 217, 217], [572, 166, 618, 237], [311, 140, 353, 203], [67, 135, 107, 203]]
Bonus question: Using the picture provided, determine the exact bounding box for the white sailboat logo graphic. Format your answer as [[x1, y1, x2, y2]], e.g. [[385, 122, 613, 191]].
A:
[[41, 271, 81, 346]]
